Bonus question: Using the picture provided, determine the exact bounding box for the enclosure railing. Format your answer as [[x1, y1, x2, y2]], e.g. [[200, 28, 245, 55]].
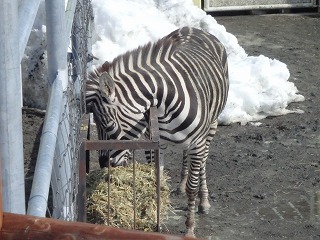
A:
[[27, 0, 92, 220]]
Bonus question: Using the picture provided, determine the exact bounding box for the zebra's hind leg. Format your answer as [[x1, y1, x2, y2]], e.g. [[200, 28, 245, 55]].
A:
[[185, 145, 206, 237], [177, 150, 188, 195], [198, 120, 217, 214], [198, 163, 211, 214]]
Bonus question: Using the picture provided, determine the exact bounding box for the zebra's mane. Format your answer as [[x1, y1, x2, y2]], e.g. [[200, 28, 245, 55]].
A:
[[87, 28, 185, 88]]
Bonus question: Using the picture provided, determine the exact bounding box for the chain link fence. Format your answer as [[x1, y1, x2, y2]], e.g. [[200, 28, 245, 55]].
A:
[[48, 0, 92, 220]]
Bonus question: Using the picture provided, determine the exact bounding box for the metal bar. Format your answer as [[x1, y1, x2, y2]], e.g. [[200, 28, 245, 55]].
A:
[[86, 116, 91, 173], [45, 0, 68, 87], [132, 150, 136, 229], [0, 0, 26, 214], [149, 107, 160, 143], [155, 149, 161, 232], [80, 115, 91, 173], [84, 140, 159, 151], [77, 142, 87, 222], [107, 157, 111, 226]]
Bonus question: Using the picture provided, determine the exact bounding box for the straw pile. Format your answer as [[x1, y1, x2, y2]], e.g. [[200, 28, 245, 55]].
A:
[[86, 163, 172, 231]]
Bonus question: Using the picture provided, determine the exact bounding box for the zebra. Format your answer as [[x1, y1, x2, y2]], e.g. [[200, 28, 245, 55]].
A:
[[86, 27, 229, 237]]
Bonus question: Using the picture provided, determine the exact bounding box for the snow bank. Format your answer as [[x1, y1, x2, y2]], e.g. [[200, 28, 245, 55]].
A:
[[91, 0, 304, 125]]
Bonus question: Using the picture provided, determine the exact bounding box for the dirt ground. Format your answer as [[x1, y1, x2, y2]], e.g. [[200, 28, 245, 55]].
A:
[[23, 11, 320, 240]]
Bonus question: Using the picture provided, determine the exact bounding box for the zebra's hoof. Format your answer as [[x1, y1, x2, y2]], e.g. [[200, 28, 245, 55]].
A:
[[174, 187, 186, 196], [185, 229, 196, 238], [198, 205, 210, 214]]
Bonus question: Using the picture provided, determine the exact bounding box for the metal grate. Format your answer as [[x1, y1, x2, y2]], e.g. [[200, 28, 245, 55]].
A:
[[78, 107, 161, 231]]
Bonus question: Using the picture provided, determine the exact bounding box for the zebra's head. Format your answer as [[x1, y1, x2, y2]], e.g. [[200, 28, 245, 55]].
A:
[[86, 69, 146, 168]]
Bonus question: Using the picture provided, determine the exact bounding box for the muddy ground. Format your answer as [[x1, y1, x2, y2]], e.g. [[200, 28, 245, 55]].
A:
[[23, 11, 320, 240]]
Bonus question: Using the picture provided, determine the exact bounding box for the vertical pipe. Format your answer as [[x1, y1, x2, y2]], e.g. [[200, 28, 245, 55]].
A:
[[46, 0, 71, 219], [78, 142, 87, 222], [107, 157, 111, 226], [45, 0, 68, 87], [0, 0, 26, 214], [155, 149, 161, 232], [132, 150, 136, 229]]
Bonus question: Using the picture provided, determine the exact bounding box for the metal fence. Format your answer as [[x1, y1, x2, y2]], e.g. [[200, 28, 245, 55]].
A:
[[27, 0, 92, 221]]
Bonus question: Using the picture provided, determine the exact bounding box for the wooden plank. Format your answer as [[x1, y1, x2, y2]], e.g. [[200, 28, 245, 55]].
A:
[[0, 155, 2, 232], [84, 140, 159, 151], [0, 212, 200, 240]]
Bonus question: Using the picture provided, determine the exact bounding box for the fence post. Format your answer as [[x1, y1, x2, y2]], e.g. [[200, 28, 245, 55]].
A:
[[0, 0, 26, 214]]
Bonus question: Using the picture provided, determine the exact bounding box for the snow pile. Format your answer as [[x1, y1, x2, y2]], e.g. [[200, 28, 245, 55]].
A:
[[91, 0, 304, 125]]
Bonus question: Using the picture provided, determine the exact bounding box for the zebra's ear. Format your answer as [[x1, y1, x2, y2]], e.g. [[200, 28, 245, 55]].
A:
[[99, 72, 115, 98]]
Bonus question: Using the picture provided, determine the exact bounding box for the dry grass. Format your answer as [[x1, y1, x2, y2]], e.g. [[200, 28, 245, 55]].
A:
[[86, 162, 172, 231]]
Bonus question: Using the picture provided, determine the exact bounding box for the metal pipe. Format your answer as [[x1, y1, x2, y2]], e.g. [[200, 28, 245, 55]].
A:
[[45, 0, 68, 87], [18, 0, 41, 62], [0, 0, 26, 214], [27, 71, 66, 217], [27, 0, 68, 217]]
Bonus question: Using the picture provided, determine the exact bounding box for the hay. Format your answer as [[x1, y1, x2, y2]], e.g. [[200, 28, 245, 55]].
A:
[[86, 163, 172, 231]]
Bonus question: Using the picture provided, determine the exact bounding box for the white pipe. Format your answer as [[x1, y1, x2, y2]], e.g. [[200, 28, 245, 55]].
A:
[[27, 71, 65, 217], [0, 0, 26, 214], [18, 0, 42, 62]]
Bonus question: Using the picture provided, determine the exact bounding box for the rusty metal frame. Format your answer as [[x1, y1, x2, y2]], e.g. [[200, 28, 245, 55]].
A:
[[78, 107, 161, 232]]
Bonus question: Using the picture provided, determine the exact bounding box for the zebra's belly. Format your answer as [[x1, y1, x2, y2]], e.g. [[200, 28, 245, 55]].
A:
[[158, 118, 209, 148]]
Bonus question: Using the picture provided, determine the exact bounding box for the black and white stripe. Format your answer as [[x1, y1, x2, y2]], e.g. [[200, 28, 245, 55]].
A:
[[86, 27, 229, 236]]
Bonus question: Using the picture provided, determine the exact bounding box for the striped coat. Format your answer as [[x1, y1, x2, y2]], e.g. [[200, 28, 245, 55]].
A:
[[86, 27, 229, 236]]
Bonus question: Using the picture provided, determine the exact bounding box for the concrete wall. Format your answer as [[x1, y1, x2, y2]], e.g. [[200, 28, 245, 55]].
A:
[[205, 0, 316, 11]]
